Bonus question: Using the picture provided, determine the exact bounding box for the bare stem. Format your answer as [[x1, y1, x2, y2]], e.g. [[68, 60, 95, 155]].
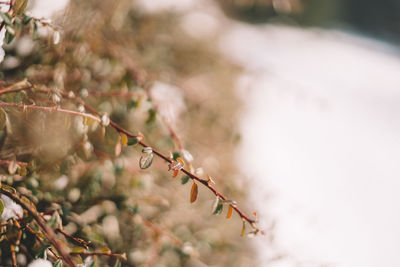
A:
[[0, 102, 101, 123]]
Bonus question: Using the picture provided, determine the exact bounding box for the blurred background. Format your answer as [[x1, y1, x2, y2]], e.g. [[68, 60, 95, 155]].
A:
[[2, 0, 400, 266]]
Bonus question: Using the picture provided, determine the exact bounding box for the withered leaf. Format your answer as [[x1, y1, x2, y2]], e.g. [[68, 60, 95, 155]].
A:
[[190, 182, 198, 203], [226, 205, 233, 219], [240, 220, 246, 237], [120, 132, 128, 146]]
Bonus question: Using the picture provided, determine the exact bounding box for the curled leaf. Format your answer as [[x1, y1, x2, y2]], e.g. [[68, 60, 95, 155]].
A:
[[212, 197, 223, 215], [240, 219, 246, 237], [190, 182, 198, 203], [226, 205, 233, 219], [139, 153, 154, 169]]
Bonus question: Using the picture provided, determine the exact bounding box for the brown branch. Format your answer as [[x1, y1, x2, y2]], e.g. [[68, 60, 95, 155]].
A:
[[0, 82, 262, 233], [56, 228, 90, 249], [0, 188, 77, 267], [0, 81, 32, 95], [11, 245, 17, 267], [0, 102, 101, 123], [70, 251, 126, 260]]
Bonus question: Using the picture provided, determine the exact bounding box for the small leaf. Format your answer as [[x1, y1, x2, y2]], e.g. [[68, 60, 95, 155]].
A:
[[115, 137, 122, 157], [240, 220, 246, 237], [17, 165, 27, 176], [0, 13, 12, 25], [176, 157, 184, 166], [146, 108, 156, 124], [87, 260, 95, 267], [172, 152, 180, 161], [139, 153, 153, 169], [181, 175, 190, 185], [23, 16, 32, 25], [114, 259, 122, 267], [33, 21, 38, 39], [127, 137, 139, 146], [120, 132, 128, 146], [5, 30, 15, 44], [53, 31, 61, 45], [101, 247, 111, 253], [64, 115, 71, 130], [0, 108, 6, 130], [53, 259, 63, 267], [71, 246, 86, 253], [190, 182, 198, 203], [0, 199, 4, 216], [173, 169, 179, 178], [8, 160, 19, 174], [226, 205, 233, 219], [211, 197, 223, 215]]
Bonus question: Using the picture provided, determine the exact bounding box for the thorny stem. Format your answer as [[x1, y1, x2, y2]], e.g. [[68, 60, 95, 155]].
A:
[[0, 82, 262, 234], [0, 188, 77, 267]]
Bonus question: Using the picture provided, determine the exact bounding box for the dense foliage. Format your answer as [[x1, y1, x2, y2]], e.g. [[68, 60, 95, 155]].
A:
[[0, 0, 258, 266]]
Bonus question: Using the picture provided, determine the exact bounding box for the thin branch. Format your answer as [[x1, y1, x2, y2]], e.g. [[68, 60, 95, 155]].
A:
[[0, 81, 262, 233], [70, 251, 126, 260], [0, 102, 101, 123], [0, 188, 77, 267]]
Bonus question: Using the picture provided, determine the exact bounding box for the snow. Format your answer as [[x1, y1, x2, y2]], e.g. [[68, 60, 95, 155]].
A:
[[221, 24, 400, 267]]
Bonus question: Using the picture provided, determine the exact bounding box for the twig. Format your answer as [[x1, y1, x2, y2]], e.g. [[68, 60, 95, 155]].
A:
[[0, 102, 101, 123], [0, 188, 77, 267], [70, 251, 126, 260], [11, 245, 17, 267], [0, 81, 262, 233]]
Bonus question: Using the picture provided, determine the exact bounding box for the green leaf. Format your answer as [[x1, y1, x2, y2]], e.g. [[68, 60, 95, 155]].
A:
[[172, 152, 180, 161], [5, 30, 14, 44], [33, 21, 38, 39], [87, 260, 96, 267], [0, 199, 4, 216], [0, 108, 6, 130], [127, 137, 139, 146], [146, 108, 156, 124], [181, 175, 190, 185], [0, 12, 12, 25], [139, 153, 153, 169], [212, 197, 224, 215], [22, 15, 32, 25], [114, 259, 122, 267], [53, 259, 63, 267]]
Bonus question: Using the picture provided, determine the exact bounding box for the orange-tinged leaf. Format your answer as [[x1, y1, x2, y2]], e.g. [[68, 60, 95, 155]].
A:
[[173, 169, 179, 178], [176, 157, 184, 166], [190, 182, 198, 203], [120, 132, 128, 146], [240, 220, 246, 237], [115, 138, 122, 157], [226, 205, 233, 219]]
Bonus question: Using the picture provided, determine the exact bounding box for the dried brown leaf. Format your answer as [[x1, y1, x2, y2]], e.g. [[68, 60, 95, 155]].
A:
[[190, 182, 198, 203]]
